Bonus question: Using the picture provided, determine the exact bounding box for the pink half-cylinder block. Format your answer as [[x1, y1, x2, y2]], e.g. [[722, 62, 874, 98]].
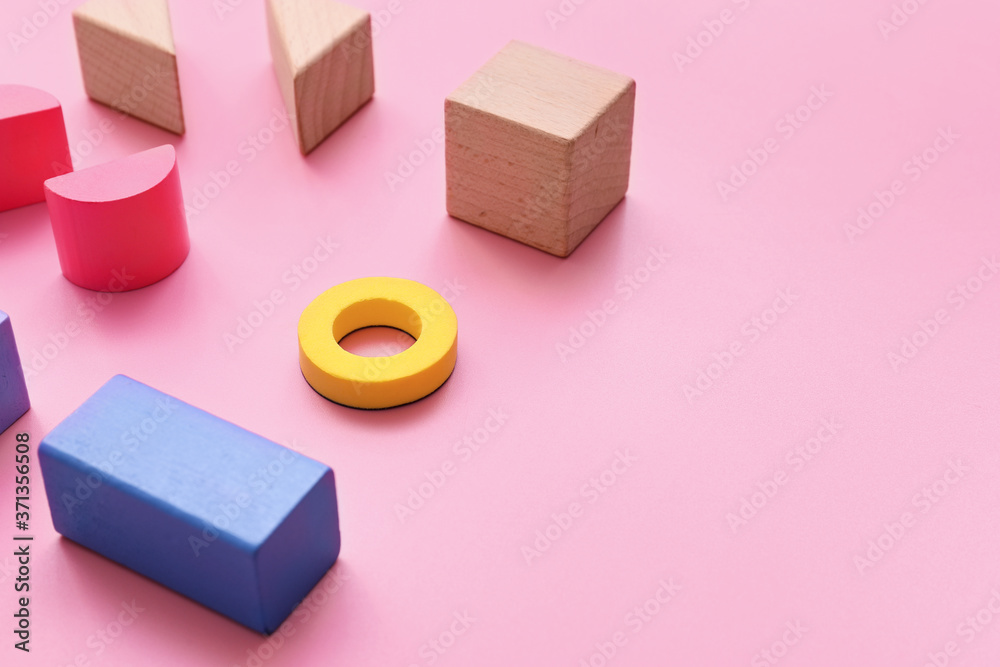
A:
[[0, 84, 72, 212], [43, 144, 190, 292]]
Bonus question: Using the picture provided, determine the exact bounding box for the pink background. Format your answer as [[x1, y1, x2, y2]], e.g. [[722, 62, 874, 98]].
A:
[[2, 0, 1000, 665]]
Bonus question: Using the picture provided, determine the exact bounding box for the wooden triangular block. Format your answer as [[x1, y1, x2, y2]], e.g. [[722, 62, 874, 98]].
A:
[[73, 0, 185, 134], [267, 0, 375, 155]]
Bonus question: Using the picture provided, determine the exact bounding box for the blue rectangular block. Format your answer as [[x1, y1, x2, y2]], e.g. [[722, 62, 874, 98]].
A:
[[39, 375, 340, 633], [0, 310, 30, 434]]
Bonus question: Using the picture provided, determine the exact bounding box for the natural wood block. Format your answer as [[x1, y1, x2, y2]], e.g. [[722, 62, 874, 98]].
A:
[[0, 85, 71, 212], [72, 0, 185, 134], [266, 0, 375, 155], [446, 41, 636, 257], [44, 145, 190, 292]]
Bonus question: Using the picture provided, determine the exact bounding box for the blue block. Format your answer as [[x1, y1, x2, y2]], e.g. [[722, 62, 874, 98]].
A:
[[0, 310, 30, 434], [39, 375, 340, 633]]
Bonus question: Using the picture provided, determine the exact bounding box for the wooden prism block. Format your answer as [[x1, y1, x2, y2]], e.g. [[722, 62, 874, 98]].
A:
[[44, 144, 190, 292], [73, 0, 185, 134], [0, 311, 30, 435], [266, 0, 375, 155], [39, 375, 341, 634], [446, 41, 636, 257], [0, 85, 72, 212]]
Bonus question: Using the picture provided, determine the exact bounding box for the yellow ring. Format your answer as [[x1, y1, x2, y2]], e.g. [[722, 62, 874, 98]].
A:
[[298, 277, 458, 409]]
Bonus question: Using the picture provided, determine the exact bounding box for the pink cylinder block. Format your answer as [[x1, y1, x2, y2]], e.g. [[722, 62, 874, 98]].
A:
[[0, 84, 72, 212], [43, 144, 190, 292]]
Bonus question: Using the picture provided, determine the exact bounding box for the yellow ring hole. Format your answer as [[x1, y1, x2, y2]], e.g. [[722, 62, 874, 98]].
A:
[[298, 277, 458, 409]]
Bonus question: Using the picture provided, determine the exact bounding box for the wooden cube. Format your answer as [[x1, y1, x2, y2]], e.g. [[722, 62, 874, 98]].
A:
[[72, 0, 185, 134], [446, 41, 635, 257], [267, 0, 375, 155]]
